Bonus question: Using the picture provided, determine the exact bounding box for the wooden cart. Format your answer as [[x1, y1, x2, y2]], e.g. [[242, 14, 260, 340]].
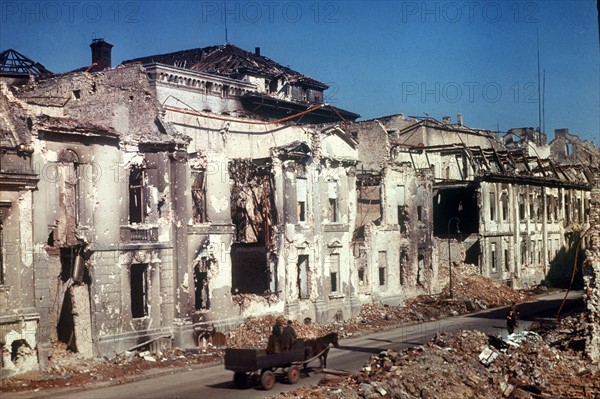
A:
[[224, 347, 306, 390]]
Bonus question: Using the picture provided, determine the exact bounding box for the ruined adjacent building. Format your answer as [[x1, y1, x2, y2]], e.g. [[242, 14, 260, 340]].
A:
[[351, 114, 597, 303], [0, 41, 598, 371]]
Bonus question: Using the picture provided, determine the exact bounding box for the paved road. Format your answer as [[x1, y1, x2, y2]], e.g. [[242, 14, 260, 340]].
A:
[[7, 290, 584, 399]]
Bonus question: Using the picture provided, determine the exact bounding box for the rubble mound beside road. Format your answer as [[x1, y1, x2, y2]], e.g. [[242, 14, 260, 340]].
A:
[[227, 266, 535, 349], [276, 313, 599, 399]]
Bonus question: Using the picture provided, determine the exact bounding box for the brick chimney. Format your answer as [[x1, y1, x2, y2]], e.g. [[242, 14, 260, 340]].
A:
[[90, 38, 113, 70]]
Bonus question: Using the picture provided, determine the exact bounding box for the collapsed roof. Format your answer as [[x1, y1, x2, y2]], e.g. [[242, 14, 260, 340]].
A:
[[124, 43, 328, 89]]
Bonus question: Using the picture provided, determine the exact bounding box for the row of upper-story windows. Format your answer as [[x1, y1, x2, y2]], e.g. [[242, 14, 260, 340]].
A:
[[486, 188, 588, 224]]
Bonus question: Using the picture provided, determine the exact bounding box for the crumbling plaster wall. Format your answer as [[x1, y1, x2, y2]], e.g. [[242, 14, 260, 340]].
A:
[[12, 66, 186, 357], [583, 173, 600, 362]]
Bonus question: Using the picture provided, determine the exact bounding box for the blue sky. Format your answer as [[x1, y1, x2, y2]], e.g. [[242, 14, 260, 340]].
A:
[[1, 0, 598, 144]]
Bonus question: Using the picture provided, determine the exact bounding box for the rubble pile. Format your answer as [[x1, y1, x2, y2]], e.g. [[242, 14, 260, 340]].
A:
[[355, 269, 534, 327], [276, 317, 600, 399], [0, 342, 221, 392]]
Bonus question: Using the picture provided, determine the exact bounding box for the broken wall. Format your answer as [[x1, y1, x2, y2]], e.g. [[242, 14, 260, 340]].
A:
[[7, 66, 188, 358], [583, 172, 600, 362]]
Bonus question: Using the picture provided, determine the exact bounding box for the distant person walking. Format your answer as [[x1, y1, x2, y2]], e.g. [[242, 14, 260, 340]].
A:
[[506, 302, 520, 334]]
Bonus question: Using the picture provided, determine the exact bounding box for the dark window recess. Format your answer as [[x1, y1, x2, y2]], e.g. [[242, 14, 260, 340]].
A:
[[432, 187, 478, 236], [330, 271, 338, 293], [194, 259, 210, 310], [60, 247, 75, 283], [491, 246, 497, 272], [298, 201, 306, 222], [192, 170, 207, 223], [489, 193, 496, 221], [378, 267, 386, 286], [129, 168, 145, 224], [358, 267, 365, 284], [130, 264, 148, 318], [398, 205, 408, 233], [329, 199, 338, 222], [297, 255, 309, 299], [504, 249, 509, 271], [519, 196, 525, 220], [231, 244, 270, 294], [417, 206, 422, 222], [501, 194, 508, 221]]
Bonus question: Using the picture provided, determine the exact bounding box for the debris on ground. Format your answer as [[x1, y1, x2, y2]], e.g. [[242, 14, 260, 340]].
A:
[[274, 313, 600, 399], [0, 343, 222, 392], [0, 269, 566, 394]]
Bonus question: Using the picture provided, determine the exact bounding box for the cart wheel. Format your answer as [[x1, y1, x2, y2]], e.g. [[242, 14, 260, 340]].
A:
[[233, 372, 248, 388], [261, 370, 276, 390], [287, 365, 300, 384]]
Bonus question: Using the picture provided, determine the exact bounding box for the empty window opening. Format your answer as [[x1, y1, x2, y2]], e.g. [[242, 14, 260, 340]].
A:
[[504, 249, 509, 272], [130, 264, 148, 318], [328, 181, 338, 222], [417, 206, 422, 222], [378, 251, 387, 286], [231, 244, 272, 294], [297, 255, 309, 299], [501, 193, 508, 221], [194, 258, 210, 310], [433, 187, 478, 236], [10, 339, 31, 363], [489, 192, 496, 221], [537, 240, 542, 263], [378, 267, 386, 286], [529, 195, 535, 222], [330, 272, 338, 292], [129, 168, 145, 224], [358, 267, 365, 285], [521, 240, 527, 264], [491, 243, 497, 273], [72, 90, 81, 100], [192, 170, 207, 223], [519, 194, 525, 220], [329, 253, 340, 293], [297, 178, 307, 222]]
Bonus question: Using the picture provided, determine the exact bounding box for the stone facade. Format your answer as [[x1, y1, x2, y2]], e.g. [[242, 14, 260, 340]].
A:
[[0, 42, 598, 373]]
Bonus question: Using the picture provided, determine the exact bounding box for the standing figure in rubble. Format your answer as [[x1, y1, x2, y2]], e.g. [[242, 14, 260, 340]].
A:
[[506, 302, 520, 334]]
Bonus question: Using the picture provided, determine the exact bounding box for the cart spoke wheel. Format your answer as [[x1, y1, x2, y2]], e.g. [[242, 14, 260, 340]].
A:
[[261, 370, 275, 390], [233, 372, 248, 388], [287, 365, 300, 384]]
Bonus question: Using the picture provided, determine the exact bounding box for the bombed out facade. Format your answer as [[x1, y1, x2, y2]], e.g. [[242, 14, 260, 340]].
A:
[[0, 42, 598, 370]]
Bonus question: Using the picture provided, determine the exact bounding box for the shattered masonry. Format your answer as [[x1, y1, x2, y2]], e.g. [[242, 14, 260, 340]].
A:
[[0, 41, 599, 374]]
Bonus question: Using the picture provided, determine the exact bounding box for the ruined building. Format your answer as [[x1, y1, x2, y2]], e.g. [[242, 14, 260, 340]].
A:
[[0, 41, 598, 370], [124, 43, 362, 345], [351, 114, 597, 302]]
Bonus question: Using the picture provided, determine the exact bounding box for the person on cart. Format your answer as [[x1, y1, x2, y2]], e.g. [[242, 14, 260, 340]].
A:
[[282, 320, 297, 350]]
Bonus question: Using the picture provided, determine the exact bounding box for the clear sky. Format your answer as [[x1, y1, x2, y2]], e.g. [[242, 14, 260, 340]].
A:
[[1, 0, 598, 144]]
